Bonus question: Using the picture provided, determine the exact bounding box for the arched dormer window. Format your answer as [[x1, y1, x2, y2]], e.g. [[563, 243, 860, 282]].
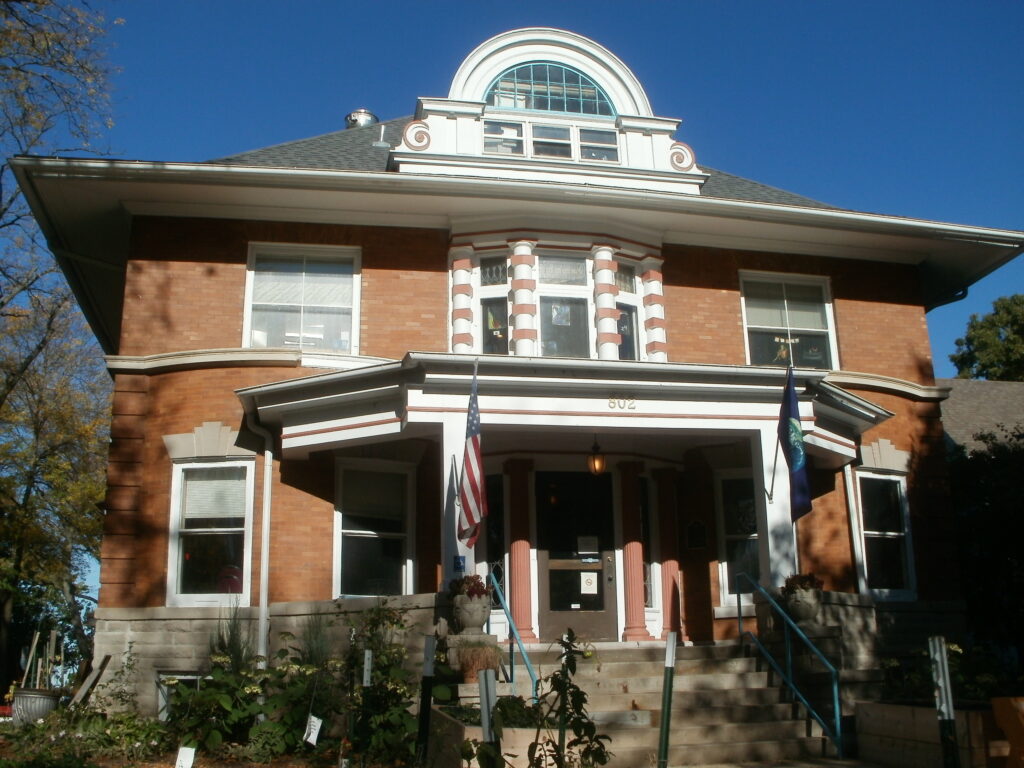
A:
[[485, 61, 615, 117]]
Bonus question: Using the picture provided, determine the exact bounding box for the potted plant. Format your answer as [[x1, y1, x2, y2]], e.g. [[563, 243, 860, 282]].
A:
[[452, 639, 502, 683], [11, 629, 62, 726], [780, 572, 824, 626], [448, 574, 493, 635]]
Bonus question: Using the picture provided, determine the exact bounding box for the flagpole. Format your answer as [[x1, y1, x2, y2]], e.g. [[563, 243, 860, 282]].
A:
[[766, 366, 789, 503]]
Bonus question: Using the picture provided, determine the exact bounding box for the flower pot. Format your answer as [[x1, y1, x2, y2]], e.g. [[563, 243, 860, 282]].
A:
[[12, 688, 59, 726], [784, 588, 822, 626], [453, 593, 490, 635]]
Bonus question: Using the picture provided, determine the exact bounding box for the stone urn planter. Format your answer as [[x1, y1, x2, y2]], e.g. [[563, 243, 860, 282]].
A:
[[780, 573, 824, 627], [12, 688, 59, 726], [448, 574, 492, 635], [452, 594, 490, 635]]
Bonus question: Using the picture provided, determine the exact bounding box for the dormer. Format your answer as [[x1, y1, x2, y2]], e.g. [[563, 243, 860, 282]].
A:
[[392, 28, 706, 194]]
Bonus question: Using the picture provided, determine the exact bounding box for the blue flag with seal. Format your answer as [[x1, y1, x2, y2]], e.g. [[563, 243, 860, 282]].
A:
[[778, 367, 812, 521]]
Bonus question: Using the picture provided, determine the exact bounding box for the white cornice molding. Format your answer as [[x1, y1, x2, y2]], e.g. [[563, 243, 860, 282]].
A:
[[825, 370, 950, 401], [105, 349, 394, 374]]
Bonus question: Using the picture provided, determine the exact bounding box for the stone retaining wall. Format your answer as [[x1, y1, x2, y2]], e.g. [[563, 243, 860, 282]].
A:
[[92, 594, 441, 715]]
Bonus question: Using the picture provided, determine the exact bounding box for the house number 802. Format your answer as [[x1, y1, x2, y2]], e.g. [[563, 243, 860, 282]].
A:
[[608, 395, 636, 410]]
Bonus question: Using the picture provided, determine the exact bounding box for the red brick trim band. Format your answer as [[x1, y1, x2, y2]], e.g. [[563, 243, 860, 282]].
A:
[[642, 269, 664, 283], [598, 332, 622, 345], [512, 328, 538, 340], [643, 294, 664, 306], [452, 308, 473, 321], [511, 303, 537, 315], [597, 307, 622, 320], [511, 279, 537, 291], [595, 284, 619, 296], [593, 259, 618, 272], [451, 258, 473, 272], [452, 284, 473, 296], [646, 340, 668, 352], [510, 253, 536, 267], [452, 333, 474, 346], [645, 317, 667, 329]]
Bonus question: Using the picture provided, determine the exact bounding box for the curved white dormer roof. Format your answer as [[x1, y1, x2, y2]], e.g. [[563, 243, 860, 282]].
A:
[[448, 27, 654, 118]]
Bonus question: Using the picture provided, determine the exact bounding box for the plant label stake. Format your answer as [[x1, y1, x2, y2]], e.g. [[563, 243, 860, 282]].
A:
[[657, 632, 677, 768], [174, 745, 195, 768], [479, 668, 497, 743], [304, 714, 323, 745], [362, 649, 372, 687], [929, 635, 961, 768]]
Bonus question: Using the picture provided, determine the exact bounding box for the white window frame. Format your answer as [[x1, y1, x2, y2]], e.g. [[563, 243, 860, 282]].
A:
[[242, 242, 361, 355], [469, 251, 647, 361], [333, 458, 416, 598], [854, 470, 916, 600], [166, 459, 255, 608], [714, 469, 759, 606], [481, 117, 620, 164], [739, 271, 839, 370]]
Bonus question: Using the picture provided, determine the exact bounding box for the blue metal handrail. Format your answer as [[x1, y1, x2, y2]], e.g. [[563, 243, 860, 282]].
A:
[[488, 571, 540, 703], [735, 572, 844, 759]]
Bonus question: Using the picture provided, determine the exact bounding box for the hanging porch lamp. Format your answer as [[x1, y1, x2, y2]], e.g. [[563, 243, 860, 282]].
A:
[[587, 439, 606, 475]]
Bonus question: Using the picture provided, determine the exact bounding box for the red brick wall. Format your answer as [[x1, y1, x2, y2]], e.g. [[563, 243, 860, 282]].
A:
[[121, 217, 450, 359], [660, 244, 934, 384]]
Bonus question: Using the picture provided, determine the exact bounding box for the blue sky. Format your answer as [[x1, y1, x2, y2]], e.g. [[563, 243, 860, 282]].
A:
[[93, 0, 1023, 377]]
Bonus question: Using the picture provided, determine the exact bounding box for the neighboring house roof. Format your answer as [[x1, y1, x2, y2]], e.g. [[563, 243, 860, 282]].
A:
[[213, 116, 835, 211], [937, 377, 1024, 452]]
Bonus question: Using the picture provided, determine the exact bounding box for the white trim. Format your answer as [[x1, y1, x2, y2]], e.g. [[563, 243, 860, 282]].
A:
[[166, 458, 255, 608], [333, 458, 416, 598], [844, 464, 868, 594], [853, 470, 917, 601], [243, 242, 361, 356], [739, 270, 840, 371]]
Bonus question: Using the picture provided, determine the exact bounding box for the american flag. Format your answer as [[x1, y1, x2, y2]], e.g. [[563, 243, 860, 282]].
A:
[[457, 364, 487, 547]]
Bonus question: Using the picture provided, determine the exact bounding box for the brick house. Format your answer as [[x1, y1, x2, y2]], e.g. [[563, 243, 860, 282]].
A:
[[11, 28, 1024, 713]]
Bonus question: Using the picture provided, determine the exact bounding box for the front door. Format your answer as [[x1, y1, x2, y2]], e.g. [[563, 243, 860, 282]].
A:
[[536, 471, 618, 641]]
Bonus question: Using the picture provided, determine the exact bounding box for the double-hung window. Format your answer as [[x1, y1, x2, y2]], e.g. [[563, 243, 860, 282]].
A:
[[615, 264, 641, 361], [334, 461, 414, 597], [167, 460, 254, 607], [741, 274, 837, 369], [857, 472, 915, 597], [244, 244, 360, 354], [538, 255, 592, 358]]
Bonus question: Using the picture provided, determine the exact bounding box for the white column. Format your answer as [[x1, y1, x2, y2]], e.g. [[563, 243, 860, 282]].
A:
[[640, 256, 667, 362], [592, 244, 620, 360], [442, 412, 474, 585], [509, 240, 537, 357], [449, 245, 475, 354], [754, 426, 798, 588]]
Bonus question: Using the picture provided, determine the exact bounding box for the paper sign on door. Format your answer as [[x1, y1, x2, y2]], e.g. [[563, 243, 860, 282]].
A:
[[580, 572, 598, 595]]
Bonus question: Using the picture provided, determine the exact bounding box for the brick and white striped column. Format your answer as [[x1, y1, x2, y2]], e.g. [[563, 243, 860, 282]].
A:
[[509, 240, 537, 357], [641, 256, 667, 362], [592, 244, 621, 360], [450, 245, 475, 354]]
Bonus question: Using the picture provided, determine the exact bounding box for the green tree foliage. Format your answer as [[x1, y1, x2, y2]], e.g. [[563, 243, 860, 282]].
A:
[[0, 1, 115, 693], [950, 425, 1024, 684], [950, 294, 1024, 381]]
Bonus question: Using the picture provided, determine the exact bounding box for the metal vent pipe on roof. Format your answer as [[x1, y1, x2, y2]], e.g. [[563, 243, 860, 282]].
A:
[[345, 108, 378, 128]]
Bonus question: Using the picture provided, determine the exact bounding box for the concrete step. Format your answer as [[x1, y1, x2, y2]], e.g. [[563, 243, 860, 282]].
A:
[[609, 737, 829, 768], [576, 719, 821, 749]]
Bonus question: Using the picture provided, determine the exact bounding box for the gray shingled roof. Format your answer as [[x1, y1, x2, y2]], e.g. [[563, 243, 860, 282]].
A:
[[213, 116, 834, 210], [937, 378, 1024, 452]]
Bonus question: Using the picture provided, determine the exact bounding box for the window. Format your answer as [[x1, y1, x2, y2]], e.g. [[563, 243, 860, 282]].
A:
[[716, 473, 759, 602], [471, 252, 646, 360], [858, 473, 914, 595], [741, 275, 837, 370], [482, 121, 619, 163], [485, 62, 615, 116], [244, 244, 360, 354], [167, 460, 253, 607], [334, 462, 414, 597]]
